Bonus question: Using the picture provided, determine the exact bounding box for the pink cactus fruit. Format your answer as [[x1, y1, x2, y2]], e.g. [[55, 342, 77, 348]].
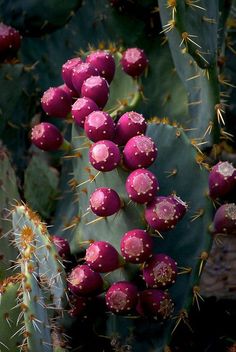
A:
[[71, 62, 99, 94], [213, 203, 236, 234], [143, 254, 178, 288], [0, 23, 21, 57], [61, 57, 83, 90], [69, 296, 88, 317], [85, 241, 121, 272], [209, 161, 236, 199], [84, 111, 115, 142], [81, 76, 109, 109], [86, 50, 115, 83], [41, 86, 71, 118], [105, 281, 138, 314], [125, 168, 159, 204], [138, 289, 174, 319], [52, 235, 71, 259], [89, 140, 120, 172], [123, 135, 157, 170], [120, 229, 153, 263], [72, 97, 98, 127], [168, 195, 188, 220], [120, 47, 148, 77], [115, 111, 147, 145], [31, 122, 63, 151], [59, 83, 78, 102], [68, 264, 103, 296], [90, 187, 121, 217]]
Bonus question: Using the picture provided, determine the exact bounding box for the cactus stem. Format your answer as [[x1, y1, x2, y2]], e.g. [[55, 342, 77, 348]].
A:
[[215, 103, 225, 125], [164, 168, 178, 177], [177, 266, 192, 275], [185, 0, 206, 11], [198, 251, 208, 276], [171, 309, 192, 335], [190, 208, 204, 222], [202, 16, 216, 24], [90, 171, 101, 182], [202, 121, 214, 138], [85, 216, 105, 225], [195, 50, 209, 65], [180, 32, 201, 49], [186, 73, 201, 81], [160, 20, 176, 34], [192, 285, 204, 310]]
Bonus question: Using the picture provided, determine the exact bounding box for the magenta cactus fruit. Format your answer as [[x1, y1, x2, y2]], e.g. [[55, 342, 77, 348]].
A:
[[123, 135, 157, 170], [213, 203, 236, 234], [115, 111, 147, 145], [105, 281, 138, 314], [31, 122, 63, 151], [143, 254, 178, 288], [89, 140, 121, 172], [71, 62, 99, 94], [125, 168, 159, 204], [209, 161, 236, 199], [0, 22, 21, 57], [71, 97, 98, 127], [120, 229, 153, 263], [69, 296, 88, 317], [90, 187, 121, 217], [52, 235, 71, 259], [86, 50, 115, 83], [85, 241, 121, 272], [68, 264, 103, 296], [138, 289, 174, 319], [62, 57, 83, 90], [120, 47, 148, 77], [168, 195, 188, 219], [81, 76, 110, 109], [84, 111, 115, 142], [41, 86, 71, 118]]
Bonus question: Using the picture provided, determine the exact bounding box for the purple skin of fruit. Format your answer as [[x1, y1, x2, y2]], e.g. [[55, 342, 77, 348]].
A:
[[86, 50, 115, 84], [126, 168, 159, 204], [31, 122, 63, 151], [89, 140, 121, 172], [0, 23, 21, 57], [52, 235, 71, 259], [59, 83, 79, 101], [71, 62, 99, 94], [69, 296, 88, 317], [84, 111, 115, 142], [62, 57, 83, 90], [90, 187, 121, 217], [120, 229, 153, 263], [105, 281, 138, 314], [209, 161, 236, 199], [41, 87, 71, 118], [168, 195, 187, 220], [115, 111, 147, 145], [143, 254, 178, 289], [123, 135, 157, 170], [213, 203, 236, 234], [120, 47, 148, 77], [81, 75, 110, 109], [68, 264, 103, 296], [71, 97, 98, 128], [137, 289, 174, 319], [85, 241, 121, 273]]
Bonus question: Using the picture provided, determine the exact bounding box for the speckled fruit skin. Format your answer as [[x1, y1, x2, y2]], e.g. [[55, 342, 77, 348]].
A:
[[59, 84, 75, 104], [209, 161, 236, 199], [120, 47, 148, 77], [213, 203, 236, 234], [86, 50, 115, 84], [81, 76, 110, 109], [115, 111, 147, 145], [105, 281, 138, 314], [168, 195, 187, 220], [71, 62, 99, 94], [0, 22, 21, 58], [72, 97, 98, 128], [84, 111, 115, 142], [138, 289, 174, 319], [123, 135, 158, 170], [62, 57, 83, 90], [85, 241, 121, 273], [120, 229, 153, 263], [41, 86, 71, 118], [31, 122, 63, 151], [89, 140, 121, 172], [90, 187, 121, 217], [143, 254, 178, 289], [125, 168, 159, 204], [69, 296, 88, 317], [68, 264, 103, 296], [52, 235, 71, 259]]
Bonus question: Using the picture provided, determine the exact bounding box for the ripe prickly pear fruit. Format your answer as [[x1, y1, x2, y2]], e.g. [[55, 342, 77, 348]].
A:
[[52, 235, 71, 259], [68, 264, 103, 296], [69, 296, 88, 317], [209, 161, 236, 199], [0, 22, 21, 58], [213, 203, 236, 234], [138, 289, 174, 319], [81, 76, 109, 109], [143, 254, 178, 288], [115, 111, 147, 145], [123, 135, 157, 170], [31, 122, 63, 151], [89, 187, 121, 217], [89, 140, 121, 172], [41, 86, 71, 118], [72, 97, 98, 127], [85, 241, 122, 272], [58, 84, 75, 104], [120, 47, 148, 77], [72, 62, 99, 94], [86, 50, 115, 84], [62, 57, 83, 90], [125, 168, 159, 204], [120, 229, 153, 263], [105, 281, 138, 314], [84, 111, 115, 142], [169, 195, 188, 220]]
